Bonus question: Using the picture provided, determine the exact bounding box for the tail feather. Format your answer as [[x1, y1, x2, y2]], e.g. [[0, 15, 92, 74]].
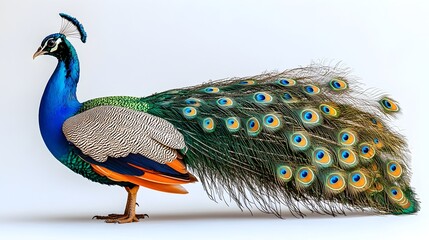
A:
[[142, 64, 419, 216]]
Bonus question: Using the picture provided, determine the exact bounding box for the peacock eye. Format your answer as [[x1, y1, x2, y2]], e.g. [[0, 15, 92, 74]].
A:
[[47, 39, 56, 48]]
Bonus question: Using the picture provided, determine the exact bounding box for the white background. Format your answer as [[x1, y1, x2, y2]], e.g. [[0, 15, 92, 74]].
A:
[[0, 0, 428, 239]]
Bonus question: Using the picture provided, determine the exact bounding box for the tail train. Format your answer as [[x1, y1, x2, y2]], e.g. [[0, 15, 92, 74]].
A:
[[112, 65, 420, 216]]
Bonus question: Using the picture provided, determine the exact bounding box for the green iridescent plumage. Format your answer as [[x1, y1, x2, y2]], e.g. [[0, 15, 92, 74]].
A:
[[79, 96, 150, 113], [62, 150, 116, 185]]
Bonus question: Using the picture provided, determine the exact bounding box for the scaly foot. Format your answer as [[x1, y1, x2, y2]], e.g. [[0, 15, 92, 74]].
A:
[[105, 214, 139, 224], [93, 186, 145, 223], [93, 213, 149, 221]]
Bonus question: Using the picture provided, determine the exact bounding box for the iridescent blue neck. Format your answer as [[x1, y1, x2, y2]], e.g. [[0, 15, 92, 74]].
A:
[[39, 42, 82, 160]]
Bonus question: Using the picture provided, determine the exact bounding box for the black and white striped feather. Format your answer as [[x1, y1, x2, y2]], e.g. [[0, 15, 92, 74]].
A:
[[63, 106, 186, 163]]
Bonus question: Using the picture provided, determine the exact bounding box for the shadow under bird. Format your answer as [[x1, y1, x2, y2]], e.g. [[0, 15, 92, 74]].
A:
[[33, 13, 419, 223]]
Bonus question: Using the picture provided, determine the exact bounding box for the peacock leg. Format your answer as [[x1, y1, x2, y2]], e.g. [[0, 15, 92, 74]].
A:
[[105, 185, 144, 223], [93, 185, 148, 223], [92, 187, 132, 220]]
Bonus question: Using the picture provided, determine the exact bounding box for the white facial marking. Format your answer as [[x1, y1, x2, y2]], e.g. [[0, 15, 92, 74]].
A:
[[49, 38, 62, 52], [40, 39, 50, 50]]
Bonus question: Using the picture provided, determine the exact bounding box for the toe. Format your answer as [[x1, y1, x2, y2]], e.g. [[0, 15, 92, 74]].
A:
[[136, 214, 149, 219], [93, 214, 124, 220]]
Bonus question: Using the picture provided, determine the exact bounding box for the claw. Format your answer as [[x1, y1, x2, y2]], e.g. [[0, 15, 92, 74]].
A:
[[93, 213, 148, 222], [136, 214, 149, 219]]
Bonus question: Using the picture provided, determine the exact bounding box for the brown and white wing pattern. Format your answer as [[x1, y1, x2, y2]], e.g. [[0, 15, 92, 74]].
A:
[[62, 105, 186, 163]]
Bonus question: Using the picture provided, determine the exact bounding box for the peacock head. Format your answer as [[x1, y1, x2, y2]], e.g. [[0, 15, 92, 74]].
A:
[[33, 13, 87, 60], [33, 33, 69, 59]]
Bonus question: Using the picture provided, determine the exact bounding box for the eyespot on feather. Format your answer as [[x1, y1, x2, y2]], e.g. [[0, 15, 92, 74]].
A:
[[303, 85, 320, 95], [359, 143, 375, 160], [246, 117, 261, 136], [329, 79, 348, 91], [295, 166, 315, 187], [319, 103, 340, 118], [216, 97, 234, 107], [290, 132, 310, 150], [182, 107, 197, 119], [282, 92, 299, 103], [387, 161, 403, 179], [204, 87, 220, 93], [300, 109, 322, 126], [277, 165, 293, 182], [370, 117, 384, 129], [387, 187, 404, 201], [253, 92, 273, 104], [184, 98, 202, 107], [373, 137, 384, 149], [325, 173, 346, 193], [338, 148, 359, 168], [238, 80, 256, 85], [263, 114, 281, 130], [348, 170, 371, 192], [387, 186, 411, 209], [379, 97, 399, 112], [201, 117, 215, 132], [225, 117, 240, 132], [277, 78, 296, 87], [312, 147, 333, 168], [338, 129, 358, 146]]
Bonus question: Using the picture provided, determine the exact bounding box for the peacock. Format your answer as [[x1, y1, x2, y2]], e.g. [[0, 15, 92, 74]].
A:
[[33, 13, 419, 223]]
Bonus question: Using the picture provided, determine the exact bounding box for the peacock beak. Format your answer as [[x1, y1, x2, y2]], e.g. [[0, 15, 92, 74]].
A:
[[33, 47, 47, 59]]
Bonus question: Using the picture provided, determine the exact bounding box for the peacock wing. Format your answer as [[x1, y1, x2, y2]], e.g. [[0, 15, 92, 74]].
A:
[[62, 105, 196, 194]]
